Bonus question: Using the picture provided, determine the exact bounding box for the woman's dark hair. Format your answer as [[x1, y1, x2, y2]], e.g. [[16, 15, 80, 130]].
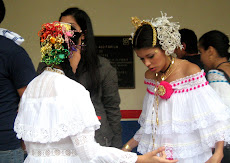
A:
[[179, 28, 198, 54], [199, 30, 230, 60], [59, 29, 82, 81], [132, 24, 161, 50], [0, 0, 5, 24], [59, 58, 76, 81], [59, 7, 100, 94]]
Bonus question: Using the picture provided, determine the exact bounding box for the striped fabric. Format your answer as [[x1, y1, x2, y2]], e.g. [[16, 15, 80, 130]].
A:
[[0, 28, 24, 45]]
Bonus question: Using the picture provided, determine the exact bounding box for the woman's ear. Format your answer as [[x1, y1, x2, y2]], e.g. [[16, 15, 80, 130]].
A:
[[208, 46, 218, 57], [207, 46, 215, 54], [182, 42, 186, 50], [81, 33, 85, 40], [207, 46, 217, 61]]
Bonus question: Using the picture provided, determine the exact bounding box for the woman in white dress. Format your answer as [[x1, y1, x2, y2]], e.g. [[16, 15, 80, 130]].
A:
[[122, 13, 230, 163], [199, 30, 230, 163], [14, 21, 178, 163]]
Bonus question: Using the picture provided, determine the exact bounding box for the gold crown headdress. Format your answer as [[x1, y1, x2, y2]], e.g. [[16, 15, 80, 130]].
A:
[[131, 16, 157, 47], [131, 12, 183, 55]]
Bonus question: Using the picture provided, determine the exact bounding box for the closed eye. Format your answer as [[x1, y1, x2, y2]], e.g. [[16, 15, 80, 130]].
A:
[[139, 58, 144, 61], [148, 55, 154, 59]]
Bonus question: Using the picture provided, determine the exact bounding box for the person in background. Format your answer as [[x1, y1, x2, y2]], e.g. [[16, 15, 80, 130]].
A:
[[0, 0, 36, 162], [37, 7, 123, 148], [199, 30, 230, 163], [122, 13, 230, 162], [174, 28, 204, 69], [14, 21, 178, 163]]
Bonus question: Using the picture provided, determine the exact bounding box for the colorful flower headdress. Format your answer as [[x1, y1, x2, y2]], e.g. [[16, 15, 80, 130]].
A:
[[131, 12, 183, 55], [38, 21, 81, 66]]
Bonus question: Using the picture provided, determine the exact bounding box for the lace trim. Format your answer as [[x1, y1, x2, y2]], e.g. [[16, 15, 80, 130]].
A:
[[208, 70, 225, 77], [14, 117, 100, 143], [146, 81, 209, 95], [139, 108, 230, 135], [136, 122, 230, 158], [28, 148, 77, 157], [71, 134, 94, 146], [208, 70, 229, 84], [137, 139, 211, 159], [170, 70, 205, 85], [209, 80, 228, 84], [144, 70, 205, 86], [137, 128, 230, 158], [119, 152, 137, 163]]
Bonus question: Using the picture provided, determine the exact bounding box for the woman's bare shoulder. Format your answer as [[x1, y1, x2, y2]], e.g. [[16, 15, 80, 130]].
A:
[[145, 69, 156, 80], [180, 60, 201, 76]]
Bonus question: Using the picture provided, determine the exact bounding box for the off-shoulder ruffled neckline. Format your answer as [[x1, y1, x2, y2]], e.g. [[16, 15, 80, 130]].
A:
[[144, 70, 205, 84]]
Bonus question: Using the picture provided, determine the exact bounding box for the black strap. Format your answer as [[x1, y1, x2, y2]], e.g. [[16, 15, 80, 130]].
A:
[[217, 69, 230, 83]]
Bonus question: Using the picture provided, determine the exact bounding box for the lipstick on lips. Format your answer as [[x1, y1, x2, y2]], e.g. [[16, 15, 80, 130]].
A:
[[150, 67, 156, 72]]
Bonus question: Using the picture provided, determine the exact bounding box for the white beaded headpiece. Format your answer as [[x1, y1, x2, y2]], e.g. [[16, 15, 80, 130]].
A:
[[131, 12, 183, 55]]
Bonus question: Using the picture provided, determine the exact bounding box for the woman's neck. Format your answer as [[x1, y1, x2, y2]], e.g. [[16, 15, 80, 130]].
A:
[[161, 56, 171, 73], [213, 57, 229, 69], [52, 65, 63, 70]]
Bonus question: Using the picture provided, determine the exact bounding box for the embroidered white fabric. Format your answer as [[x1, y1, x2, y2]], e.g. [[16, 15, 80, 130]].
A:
[[28, 148, 77, 157], [207, 69, 230, 107], [134, 70, 230, 162], [14, 70, 138, 163], [24, 138, 82, 163], [14, 70, 101, 143], [71, 128, 137, 163]]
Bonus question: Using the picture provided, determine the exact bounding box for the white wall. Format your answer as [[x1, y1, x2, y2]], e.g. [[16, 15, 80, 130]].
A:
[[2, 0, 230, 110]]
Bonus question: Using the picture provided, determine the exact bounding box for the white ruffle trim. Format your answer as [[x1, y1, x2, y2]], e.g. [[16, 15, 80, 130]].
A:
[[14, 75, 101, 143], [134, 70, 230, 159], [139, 80, 230, 135], [136, 122, 230, 158]]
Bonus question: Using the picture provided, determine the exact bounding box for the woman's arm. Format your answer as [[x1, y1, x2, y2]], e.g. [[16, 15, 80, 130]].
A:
[[122, 138, 139, 152], [71, 127, 178, 163], [205, 141, 224, 163]]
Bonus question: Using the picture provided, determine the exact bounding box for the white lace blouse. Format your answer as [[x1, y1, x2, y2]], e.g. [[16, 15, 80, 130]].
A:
[[14, 69, 137, 163], [134, 70, 230, 163], [207, 69, 230, 107]]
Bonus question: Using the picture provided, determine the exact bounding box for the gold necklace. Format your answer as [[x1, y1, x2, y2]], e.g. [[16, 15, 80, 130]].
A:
[[156, 57, 175, 81], [152, 58, 184, 150], [45, 67, 65, 75], [151, 58, 174, 150]]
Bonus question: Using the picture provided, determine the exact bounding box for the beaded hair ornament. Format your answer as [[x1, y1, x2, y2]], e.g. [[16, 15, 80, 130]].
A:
[[38, 21, 81, 66], [131, 12, 183, 55]]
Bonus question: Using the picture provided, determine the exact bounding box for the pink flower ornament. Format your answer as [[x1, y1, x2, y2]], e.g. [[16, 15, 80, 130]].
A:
[[66, 31, 73, 37], [157, 81, 173, 99]]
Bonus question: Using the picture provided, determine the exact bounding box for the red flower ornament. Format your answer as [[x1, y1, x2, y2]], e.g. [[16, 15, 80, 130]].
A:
[[157, 81, 173, 99]]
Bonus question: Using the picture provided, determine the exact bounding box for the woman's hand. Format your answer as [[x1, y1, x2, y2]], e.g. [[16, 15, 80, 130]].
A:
[[137, 147, 178, 163]]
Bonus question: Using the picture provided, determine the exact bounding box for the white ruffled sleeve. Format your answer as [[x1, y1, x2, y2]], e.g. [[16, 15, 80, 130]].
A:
[[70, 127, 137, 163]]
